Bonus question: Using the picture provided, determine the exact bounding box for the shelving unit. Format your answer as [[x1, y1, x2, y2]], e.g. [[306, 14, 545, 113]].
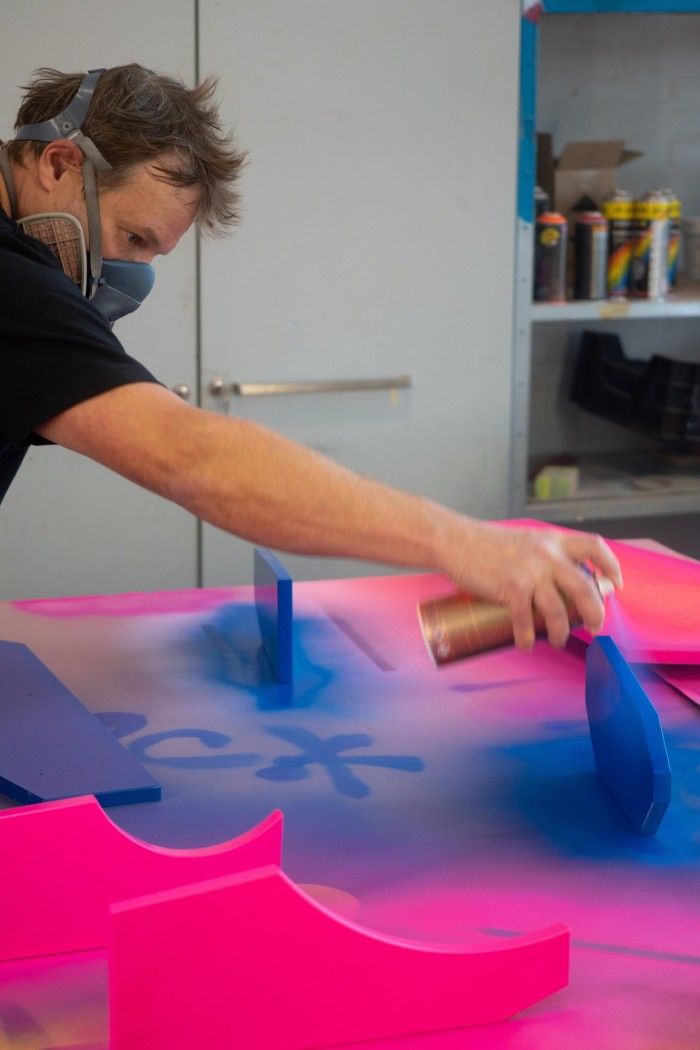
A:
[[510, 2, 700, 528], [524, 450, 700, 523], [530, 280, 700, 324]]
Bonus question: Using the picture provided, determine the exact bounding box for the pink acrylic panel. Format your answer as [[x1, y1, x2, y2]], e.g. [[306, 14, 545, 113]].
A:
[[653, 665, 700, 707], [594, 538, 700, 663], [110, 864, 570, 1050], [0, 794, 282, 962]]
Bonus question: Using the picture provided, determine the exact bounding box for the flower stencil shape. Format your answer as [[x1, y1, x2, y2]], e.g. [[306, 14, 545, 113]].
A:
[[256, 726, 425, 798]]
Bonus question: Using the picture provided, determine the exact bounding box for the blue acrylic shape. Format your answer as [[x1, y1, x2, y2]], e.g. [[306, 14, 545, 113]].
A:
[[585, 636, 671, 835], [254, 548, 293, 684], [0, 641, 161, 807]]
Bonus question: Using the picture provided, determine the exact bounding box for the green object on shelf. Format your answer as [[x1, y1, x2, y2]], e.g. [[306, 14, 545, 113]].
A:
[[533, 465, 580, 500]]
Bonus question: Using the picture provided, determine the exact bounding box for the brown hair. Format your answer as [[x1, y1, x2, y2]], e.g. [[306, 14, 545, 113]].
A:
[[7, 64, 247, 236]]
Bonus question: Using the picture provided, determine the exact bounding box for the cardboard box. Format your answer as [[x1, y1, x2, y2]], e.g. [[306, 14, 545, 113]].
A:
[[537, 134, 643, 222]]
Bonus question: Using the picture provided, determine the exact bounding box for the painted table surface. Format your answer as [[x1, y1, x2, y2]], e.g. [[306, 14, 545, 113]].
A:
[[0, 541, 698, 1049]]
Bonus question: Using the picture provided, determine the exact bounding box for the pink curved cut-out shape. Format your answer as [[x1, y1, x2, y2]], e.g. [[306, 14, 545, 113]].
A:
[[111, 865, 570, 1049], [0, 795, 283, 962]]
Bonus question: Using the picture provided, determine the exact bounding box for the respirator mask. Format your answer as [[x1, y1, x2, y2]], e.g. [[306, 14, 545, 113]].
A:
[[0, 68, 155, 325]]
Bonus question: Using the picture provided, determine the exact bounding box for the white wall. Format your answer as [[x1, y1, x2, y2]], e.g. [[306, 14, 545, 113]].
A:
[[539, 12, 700, 220], [198, 0, 522, 584]]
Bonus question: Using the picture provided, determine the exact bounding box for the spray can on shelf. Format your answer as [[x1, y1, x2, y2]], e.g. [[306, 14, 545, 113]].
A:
[[632, 189, 670, 300], [534, 211, 567, 302], [417, 574, 615, 666], [602, 189, 634, 299], [661, 188, 682, 293], [534, 185, 550, 219], [573, 210, 608, 301]]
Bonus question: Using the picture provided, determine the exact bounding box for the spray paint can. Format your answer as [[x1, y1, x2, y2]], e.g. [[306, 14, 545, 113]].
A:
[[417, 575, 615, 666], [632, 189, 670, 300], [573, 210, 608, 301], [602, 189, 633, 299], [661, 188, 682, 293], [534, 211, 567, 302], [534, 185, 550, 219]]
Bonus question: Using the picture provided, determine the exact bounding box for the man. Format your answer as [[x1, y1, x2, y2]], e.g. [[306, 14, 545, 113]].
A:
[[0, 64, 621, 650]]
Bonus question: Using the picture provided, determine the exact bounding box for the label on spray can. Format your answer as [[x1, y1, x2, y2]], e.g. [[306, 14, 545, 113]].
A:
[[574, 210, 608, 301], [602, 189, 633, 299], [534, 211, 567, 303], [632, 190, 670, 300]]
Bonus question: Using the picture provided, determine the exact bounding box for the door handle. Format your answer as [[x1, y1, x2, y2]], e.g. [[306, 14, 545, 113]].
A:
[[208, 375, 412, 397]]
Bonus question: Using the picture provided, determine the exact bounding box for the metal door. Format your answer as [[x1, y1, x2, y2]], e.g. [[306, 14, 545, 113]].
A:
[[198, 0, 521, 586]]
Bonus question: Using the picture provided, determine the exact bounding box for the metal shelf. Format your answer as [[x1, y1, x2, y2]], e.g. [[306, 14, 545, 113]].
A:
[[525, 452, 700, 522], [530, 282, 700, 323], [526, 490, 700, 523], [510, 7, 700, 523]]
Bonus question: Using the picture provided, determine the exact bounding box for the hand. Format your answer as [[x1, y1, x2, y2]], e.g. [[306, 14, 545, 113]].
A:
[[446, 521, 623, 652]]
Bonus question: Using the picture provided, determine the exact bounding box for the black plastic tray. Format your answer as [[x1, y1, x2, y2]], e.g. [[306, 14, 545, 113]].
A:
[[570, 330, 700, 445]]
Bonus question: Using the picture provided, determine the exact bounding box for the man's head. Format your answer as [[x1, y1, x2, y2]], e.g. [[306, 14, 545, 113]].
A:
[[6, 63, 247, 238], [1, 64, 247, 322]]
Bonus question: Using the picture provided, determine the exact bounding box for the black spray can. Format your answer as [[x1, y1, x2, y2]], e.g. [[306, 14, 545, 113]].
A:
[[574, 210, 608, 301], [534, 185, 550, 219], [534, 211, 567, 302]]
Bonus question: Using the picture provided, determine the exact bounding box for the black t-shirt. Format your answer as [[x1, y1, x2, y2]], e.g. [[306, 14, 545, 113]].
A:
[[0, 207, 160, 503]]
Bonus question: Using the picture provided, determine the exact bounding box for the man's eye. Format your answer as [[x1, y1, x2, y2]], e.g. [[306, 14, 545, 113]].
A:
[[126, 232, 142, 246]]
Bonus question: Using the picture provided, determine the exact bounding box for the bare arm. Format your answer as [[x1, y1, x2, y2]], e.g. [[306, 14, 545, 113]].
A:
[[37, 382, 622, 650]]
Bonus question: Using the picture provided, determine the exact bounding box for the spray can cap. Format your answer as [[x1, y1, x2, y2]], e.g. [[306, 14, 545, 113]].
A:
[[596, 575, 616, 601]]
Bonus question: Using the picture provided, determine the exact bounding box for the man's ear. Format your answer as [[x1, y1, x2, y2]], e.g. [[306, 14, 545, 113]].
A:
[[36, 139, 84, 191]]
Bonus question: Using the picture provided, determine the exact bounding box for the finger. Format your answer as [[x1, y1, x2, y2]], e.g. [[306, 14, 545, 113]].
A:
[[533, 581, 572, 649], [564, 532, 624, 590], [508, 589, 537, 652], [556, 566, 607, 635]]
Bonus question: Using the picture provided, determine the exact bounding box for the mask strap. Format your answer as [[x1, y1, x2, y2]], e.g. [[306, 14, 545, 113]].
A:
[[14, 69, 112, 174], [0, 144, 17, 217], [10, 69, 111, 297], [81, 156, 103, 298]]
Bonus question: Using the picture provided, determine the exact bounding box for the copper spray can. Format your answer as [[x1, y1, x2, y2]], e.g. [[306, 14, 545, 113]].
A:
[[417, 575, 615, 666]]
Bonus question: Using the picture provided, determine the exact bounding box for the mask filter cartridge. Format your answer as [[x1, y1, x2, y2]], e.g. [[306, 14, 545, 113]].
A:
[[18, 212, 155, 324]]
